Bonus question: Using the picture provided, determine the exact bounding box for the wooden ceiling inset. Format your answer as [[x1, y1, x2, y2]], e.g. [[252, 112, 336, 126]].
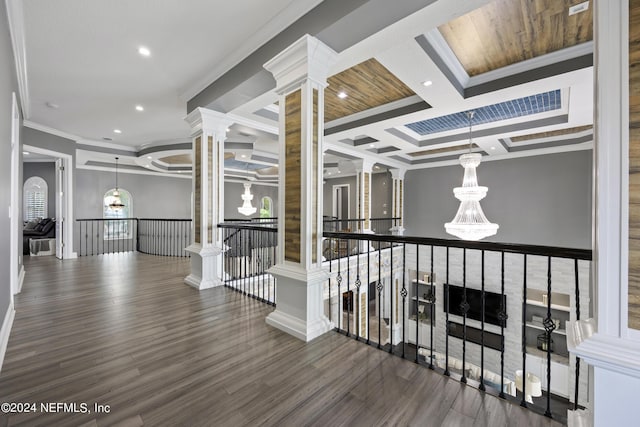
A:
[[324, 58, 416, 122], [438, 0, 593, 76], [408, 144, 476, 157], [159, 154, 192, 165], [511, 125, 593, 142]]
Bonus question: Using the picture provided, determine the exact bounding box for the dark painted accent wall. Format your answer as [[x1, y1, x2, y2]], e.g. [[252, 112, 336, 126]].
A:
[[0, 2, 20, 338], [404, 150, 592, 249], [75, 169, 191, 219], [323, 176, 357, 219], [23, 162, 56, 219], [224, 182, 278, 220]]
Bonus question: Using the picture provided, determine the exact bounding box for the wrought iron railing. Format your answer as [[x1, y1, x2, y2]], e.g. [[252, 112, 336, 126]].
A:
[[322, 230, 592, 423], [219, 222, 277, 305], [76, 218, 191, 257], [322, 217, 401, 233]]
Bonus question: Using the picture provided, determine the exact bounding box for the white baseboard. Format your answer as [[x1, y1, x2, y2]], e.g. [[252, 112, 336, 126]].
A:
[[0, 301, 16, 375], [17, 265, 25, 293]]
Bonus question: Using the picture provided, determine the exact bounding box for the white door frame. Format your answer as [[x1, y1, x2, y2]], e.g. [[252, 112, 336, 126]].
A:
[[10, 93, 21, 297], [23, 144, 76, 259], [332, 184, 350, 220]]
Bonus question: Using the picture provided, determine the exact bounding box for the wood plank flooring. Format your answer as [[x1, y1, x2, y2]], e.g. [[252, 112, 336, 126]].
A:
[[0, 254, 564, 426]]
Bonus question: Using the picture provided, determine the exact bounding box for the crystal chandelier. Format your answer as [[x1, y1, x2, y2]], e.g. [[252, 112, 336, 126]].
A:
[[237, 182, 257, 216], [444, 111, 498, 241], [109, 157, 125, 211]]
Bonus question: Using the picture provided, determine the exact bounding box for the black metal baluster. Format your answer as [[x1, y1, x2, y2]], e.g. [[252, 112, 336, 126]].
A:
[[355, 240, 361, 341], [347, 239, 351, 337], [574, 258, 581, 410], [461, 248, 468, 384], [337, 239, 342, 331], [401, 243, 407, 358], [415, 244, 420, 364], [479, 250, 486, 391], [366, 239, 370, 344], [445, 246, 450, 376], [521, 254, 528, 407], [429, 244, 435, 369], [389, 242, 393, 354], [499, 251, 508, 399], [328, 237, 333, 326], [544, 256, 554, 418], [377, 244, 382, 349]]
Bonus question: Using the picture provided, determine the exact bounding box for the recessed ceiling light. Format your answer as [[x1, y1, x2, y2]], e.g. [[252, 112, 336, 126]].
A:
[[45, 101, 59, 109], [327, 172, 332, 175], [226, 127, 231, 132], [135, 105, 144, 111], [337, 91, 348, 99], [369, 144, 375, 148], [113, 129, 122, 134], [241, 154, 246, 158], [145, 165, 150, 168], [422, 80, 433, 87], [23, 151, 30, 155], [491, 146, 496, 150], [374, 165, 380, 169], [138, 46, 151, 57], [147, 156, 152, 160]]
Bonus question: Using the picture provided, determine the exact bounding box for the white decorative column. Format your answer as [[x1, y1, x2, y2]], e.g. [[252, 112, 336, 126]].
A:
[[263, 35, 337, 341], [184, 108, 232, 290], [570, 1, 640, 426], [390, 168, 406, 235], [354, 159, 374, 233]]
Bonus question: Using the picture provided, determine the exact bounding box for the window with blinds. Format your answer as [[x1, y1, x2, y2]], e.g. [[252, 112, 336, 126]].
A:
[[23, 176, 48, 221]]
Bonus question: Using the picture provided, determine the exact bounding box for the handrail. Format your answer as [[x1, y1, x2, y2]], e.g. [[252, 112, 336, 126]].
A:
[[323, 231, 592, 260]]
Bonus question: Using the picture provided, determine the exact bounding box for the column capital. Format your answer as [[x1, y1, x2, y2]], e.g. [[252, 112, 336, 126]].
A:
[[352, 158, 374, 172], [264, 34, 338, 94], [390, 168, 406, 180], [185, 107, 234, 137]]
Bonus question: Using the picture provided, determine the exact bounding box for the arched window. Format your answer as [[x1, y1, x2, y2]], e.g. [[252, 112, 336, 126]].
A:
[[260, 196, 273, 218], [23, 176, 48, 221], [103, 188, 132, 239]]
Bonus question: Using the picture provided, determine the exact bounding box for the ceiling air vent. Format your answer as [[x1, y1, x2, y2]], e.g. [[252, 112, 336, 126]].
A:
[[102, 137, 113, 141], [568, 1, 589, 16]]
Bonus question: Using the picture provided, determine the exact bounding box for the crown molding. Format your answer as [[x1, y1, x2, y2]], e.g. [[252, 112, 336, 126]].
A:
[[76, 138, 137, 152], [424, 29, 469, 89], [6, 0, 30, 119], [23, 120, 80, 142]]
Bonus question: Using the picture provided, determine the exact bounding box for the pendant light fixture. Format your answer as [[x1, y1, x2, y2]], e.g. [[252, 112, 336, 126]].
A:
[[237, 162, 256, 216], [109, 157, 125, 211], [444, 111, 498, 241]]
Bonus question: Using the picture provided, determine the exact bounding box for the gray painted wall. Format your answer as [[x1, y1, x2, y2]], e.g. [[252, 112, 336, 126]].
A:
[[75, 169, 191, 219], [224, 182, 278, 220], [405, 150, 592, 248], [0, 3, 20, 341], [323, 172, 393, 220], [323, 176, 357, 218], [23, 162, 56, 219]]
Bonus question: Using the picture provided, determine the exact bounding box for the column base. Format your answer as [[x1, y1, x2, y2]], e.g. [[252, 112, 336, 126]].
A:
[[266, 264, 332, 342], [184, 243, 224, 291]]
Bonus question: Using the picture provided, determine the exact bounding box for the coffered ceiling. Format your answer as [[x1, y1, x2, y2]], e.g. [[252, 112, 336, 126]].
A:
[[12, 0, 594, 181]]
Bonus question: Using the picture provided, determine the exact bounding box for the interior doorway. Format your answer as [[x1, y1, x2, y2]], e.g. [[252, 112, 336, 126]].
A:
[[332, 184, 350, 231]]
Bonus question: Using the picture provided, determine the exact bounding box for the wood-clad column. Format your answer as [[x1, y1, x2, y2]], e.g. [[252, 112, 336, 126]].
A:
[[184, 108, 232, 290], [570, 1, 640, 425], [353, 159, 374, 233], [390, 168, 406, 236], [263, 35, 337, 341]]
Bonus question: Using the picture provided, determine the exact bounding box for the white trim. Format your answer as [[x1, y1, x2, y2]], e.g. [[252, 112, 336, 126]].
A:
[[5, 0, 29, 119], [332, 184, 350, 222], [324, 95, 424, 129], [573, 332, 640, 379], [17, 265, 24, 294], [23, 120, 80, 142], [76, 138, 137, 152], [226, 113, 278, 135], [23, 145, 76, 260], [0, 301, 16, 375], [10, 93, 20, 300], [424, 29, 470, 88], [76, 164, 192, 179], [225, 178, 278, 187], [468, 42, 594, 87]]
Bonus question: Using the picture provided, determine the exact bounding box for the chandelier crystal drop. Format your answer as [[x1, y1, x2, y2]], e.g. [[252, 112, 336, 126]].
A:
[[444, 112, 498, 241], [237, 183, 257, 216]]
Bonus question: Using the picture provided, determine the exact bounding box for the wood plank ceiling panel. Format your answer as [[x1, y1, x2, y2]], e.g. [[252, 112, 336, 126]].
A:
[[325, 58, 416, 122], [438, 0, 593, 76], [159, 154, 192, 164], [408, 143, 476, 157], [510, 125, 593, 142]]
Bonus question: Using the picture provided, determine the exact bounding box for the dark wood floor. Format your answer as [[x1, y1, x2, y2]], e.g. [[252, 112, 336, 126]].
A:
[[0, 254, 564, 427]]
